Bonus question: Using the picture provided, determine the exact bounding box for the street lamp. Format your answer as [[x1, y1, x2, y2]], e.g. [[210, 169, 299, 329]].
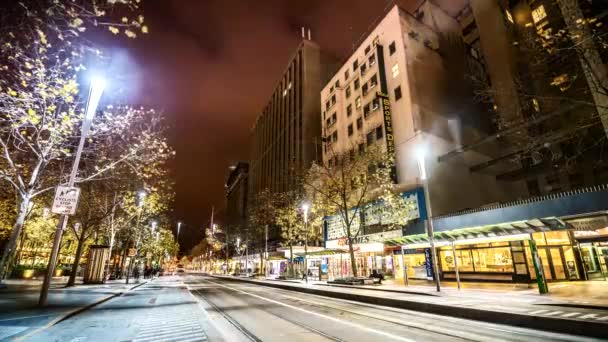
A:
[[40, 76, 106, 306], [177, 221, 182, 238], [415, 146, 441, 292], [302, 202, 310, 284]]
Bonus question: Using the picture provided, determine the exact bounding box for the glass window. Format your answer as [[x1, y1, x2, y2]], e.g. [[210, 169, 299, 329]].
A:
[[332, 131, 338, 142], [394, 86, 402, 101], [335, 80, 340, 88], [375, 126, 383, 139], [531, 5, 547, 24], [360, 63, 367, 75], [348, 124, 353, 136], [355, 96, 361, 108], [505, 10, 514, 24], [331, 95, 336, 105], [362, 83, 369, 96], [371, 97, 379, 111], [472, 247, 513, 272], [356, 117, 363, 130], [392, 63, 399, 78], [347, 104, 353, 117], [366, 131, 374, 146], [346, 86, 352, 99], [352, 59, 359, 72], [364, 45, 371, 55], [544, 231, 571, 245], [344, 70, 350, 81], [354, 78, 360, 90], [440, 249, 474, 272], [389, 41, 396, 55], [370, 74, 378, 87], [533, 232, 546, 245], [363, 104, 370, 116], [369, 54, 376, 66]]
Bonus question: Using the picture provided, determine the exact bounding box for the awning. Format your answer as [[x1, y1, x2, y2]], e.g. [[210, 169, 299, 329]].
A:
[[295, 248, 349, 257], [386, 217, 568, 247]]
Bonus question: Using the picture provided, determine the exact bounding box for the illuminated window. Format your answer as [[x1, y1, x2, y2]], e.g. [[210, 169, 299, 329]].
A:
[[531, 5, 547, 24], [532, 98, 540, 112], [505, 10, 514, 24], [282, 89, 287, 97], [288, 82, 292, 89], [392, 63, 400, 78], [355, 96, 361, 109]]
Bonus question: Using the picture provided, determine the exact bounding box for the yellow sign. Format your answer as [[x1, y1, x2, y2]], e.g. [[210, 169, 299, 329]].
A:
[[378, 93, 395, 157]]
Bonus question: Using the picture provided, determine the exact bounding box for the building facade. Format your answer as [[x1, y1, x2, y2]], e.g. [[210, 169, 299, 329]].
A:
[[248, 37, 338, 245], [225, 162, 249, 232], [439, 0, 608, 195]]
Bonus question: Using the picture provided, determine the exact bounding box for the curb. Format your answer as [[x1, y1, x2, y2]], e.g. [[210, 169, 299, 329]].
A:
[[213, 276, 607, 339], [14, 280, 150, 341]]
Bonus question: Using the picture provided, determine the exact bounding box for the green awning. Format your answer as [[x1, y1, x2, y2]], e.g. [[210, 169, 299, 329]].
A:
[[386, 217, 568, 247], [295, 248, 349, 257]]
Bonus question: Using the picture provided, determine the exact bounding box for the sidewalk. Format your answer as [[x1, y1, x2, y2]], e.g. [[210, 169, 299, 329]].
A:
[[267, 277, 608, 307], [0, 277, 148, 341], [213, 275, 608, 339]]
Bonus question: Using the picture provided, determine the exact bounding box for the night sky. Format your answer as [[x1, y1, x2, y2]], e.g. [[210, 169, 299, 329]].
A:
[[118, 0, 465, 253]]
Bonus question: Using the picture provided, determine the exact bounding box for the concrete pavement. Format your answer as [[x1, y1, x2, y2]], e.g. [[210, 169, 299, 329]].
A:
[[190, 275, 601, 341], [0, 277, 148, 341], [24, 276, 210, 342], [211, 275, 608, 338]]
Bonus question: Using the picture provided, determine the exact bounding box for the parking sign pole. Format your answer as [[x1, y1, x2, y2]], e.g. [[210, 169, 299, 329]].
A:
[[39, 79, 104, 306]]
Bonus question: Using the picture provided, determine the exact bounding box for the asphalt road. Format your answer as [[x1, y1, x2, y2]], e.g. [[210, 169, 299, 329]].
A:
[[187, 275, 600, 342]]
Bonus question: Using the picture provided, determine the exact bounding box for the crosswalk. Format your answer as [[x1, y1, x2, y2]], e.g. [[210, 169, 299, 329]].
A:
[[134, 309, 207, 342]]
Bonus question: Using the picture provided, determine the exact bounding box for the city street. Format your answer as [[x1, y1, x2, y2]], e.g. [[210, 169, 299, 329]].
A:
[[186, 275, 600, 342]]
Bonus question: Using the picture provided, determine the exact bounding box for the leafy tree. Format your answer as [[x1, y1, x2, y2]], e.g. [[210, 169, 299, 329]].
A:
[[304, 145, 413, 277], [0, 0, 150, 279]]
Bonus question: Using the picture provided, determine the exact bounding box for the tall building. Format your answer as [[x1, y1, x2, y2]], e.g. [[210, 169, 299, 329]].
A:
[[320, 2, 524, 217], [248, 35, 338, 245], [439, 0, 608, 195], [225, 162, 249, 232], [248, 38, 337, 196]]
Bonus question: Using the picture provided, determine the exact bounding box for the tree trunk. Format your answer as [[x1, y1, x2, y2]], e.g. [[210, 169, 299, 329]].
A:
[[67, 233, 86, 287], [0, 195, 30, 280], [288, 243, 294, 277], [347, 237, 358, 278]]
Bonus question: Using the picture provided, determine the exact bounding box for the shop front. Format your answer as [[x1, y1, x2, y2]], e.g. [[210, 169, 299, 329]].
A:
[[567, 214, 608, 280]]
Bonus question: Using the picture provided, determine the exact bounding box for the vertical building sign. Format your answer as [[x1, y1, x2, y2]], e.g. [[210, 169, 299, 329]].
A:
[[376, 43, 397, 182]]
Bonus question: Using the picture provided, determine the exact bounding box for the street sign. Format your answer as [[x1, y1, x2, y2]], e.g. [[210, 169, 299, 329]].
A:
[[51, 186, 81, 215]]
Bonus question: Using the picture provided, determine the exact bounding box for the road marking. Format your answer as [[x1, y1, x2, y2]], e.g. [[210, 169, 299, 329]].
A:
[[560, 312, 580, 317], [205, 279, 416, 342], [0, 313, 53, 322]]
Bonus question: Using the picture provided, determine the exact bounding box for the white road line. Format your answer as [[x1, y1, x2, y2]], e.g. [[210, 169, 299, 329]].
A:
[[561, 312, 580, 317], [136, 329, 205, 342], [528, 310, 549, 315], [205, 279, 416, 342], [137, 325, 202, 337]]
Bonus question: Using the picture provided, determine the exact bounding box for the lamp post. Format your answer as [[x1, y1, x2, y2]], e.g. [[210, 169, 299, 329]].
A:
[[39, 77, 105, 306], [302, 203, 309, 284], [416, 147, 441, 292], [236, 236, 241, 274], [177, 221, 182, 238], [126, 190, 146, 284]]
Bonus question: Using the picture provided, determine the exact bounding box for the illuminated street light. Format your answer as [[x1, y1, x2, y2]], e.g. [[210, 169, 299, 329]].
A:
[[177, 221, 182, 237], [40, 76, 106, 306], [415, 146, 441, 292]]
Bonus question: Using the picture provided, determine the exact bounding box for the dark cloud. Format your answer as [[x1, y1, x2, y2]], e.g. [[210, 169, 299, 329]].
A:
[[118, 0, 422, 253]]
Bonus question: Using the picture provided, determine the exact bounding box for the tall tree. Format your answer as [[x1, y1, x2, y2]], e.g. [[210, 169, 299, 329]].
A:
[[304, 145, 413, 277], [0, 0, 148, 279]]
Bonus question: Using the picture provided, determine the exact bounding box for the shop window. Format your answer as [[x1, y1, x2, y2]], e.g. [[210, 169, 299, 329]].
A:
[[543, 231, 571, 245], [440, 249, 474, 272], [472, 247, 513, 272]]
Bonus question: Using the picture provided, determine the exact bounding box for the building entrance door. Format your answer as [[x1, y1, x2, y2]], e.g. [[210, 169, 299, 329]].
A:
[[538, 247, 567, 281]]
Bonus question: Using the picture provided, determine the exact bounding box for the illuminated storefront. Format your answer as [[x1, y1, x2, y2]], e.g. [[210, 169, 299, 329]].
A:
[[323, 188, 426, 279]]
